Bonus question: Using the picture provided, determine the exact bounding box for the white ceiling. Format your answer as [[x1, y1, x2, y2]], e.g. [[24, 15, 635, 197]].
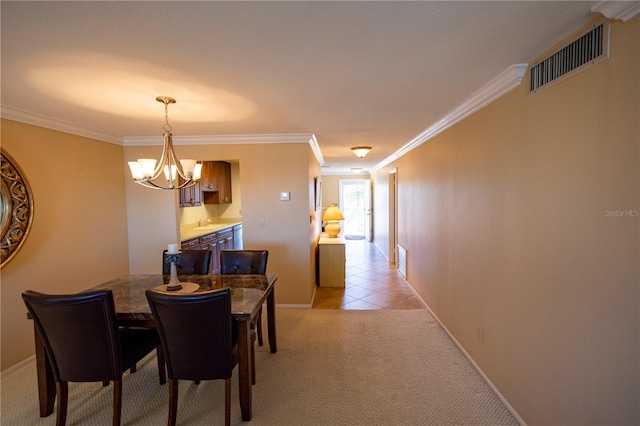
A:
[[0, 1, 609, 174]]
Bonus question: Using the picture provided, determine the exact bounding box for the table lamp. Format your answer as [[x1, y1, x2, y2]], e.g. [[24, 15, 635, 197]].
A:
[[322, 205, 345, 238]]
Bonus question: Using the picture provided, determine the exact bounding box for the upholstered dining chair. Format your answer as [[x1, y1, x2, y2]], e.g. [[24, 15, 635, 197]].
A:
[[22, 289, 165, 426], [220, 250, 269, 276], [220, 250, 268, 345], [162, 249, 212, 275], [220, 249, 268, 386], [146, 288, 238, 426]]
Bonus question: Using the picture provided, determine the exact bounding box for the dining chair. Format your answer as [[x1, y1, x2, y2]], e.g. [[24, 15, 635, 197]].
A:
[[220, 249, 268, 275], [220, 249, 268, 386], [162, 249, 212, 275], [22, 289, 165, 426], [220, 249, 268, 346], [146, 288, 238, 426]]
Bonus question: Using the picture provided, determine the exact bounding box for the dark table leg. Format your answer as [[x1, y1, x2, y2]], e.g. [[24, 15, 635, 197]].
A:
[[33, 323, 55, 416], [266, 287, 277, 353], [237, 319, 253, 421]]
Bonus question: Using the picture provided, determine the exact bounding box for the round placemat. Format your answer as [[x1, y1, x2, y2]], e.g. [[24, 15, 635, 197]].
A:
[[153, 282, 200, 294]]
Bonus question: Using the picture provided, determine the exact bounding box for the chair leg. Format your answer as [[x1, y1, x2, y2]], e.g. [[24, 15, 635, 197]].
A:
[[130, 363, 137, 373], [168, 378, 179, 426], [55, 381, 68, 426], [251, 341, 256, 385], [257, 308, 264, 347], [224, 378, 231, 426], [112, 379, 122, 426], [103, 380, 110, 387], [156, 347, 166, 385]]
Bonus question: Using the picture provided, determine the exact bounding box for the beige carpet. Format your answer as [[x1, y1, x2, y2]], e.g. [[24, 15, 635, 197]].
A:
[[1, 309, 519, 425]]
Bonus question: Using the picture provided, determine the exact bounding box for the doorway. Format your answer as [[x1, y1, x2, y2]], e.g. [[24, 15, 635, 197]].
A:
[[339, 179, 371, 240]]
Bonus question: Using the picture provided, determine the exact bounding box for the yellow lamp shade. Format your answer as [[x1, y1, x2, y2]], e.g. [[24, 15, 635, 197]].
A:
[[322, 205, 344, 221]]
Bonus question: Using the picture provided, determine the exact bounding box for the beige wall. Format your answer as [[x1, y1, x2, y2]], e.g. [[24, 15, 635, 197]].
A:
[[373, 17, 639, 425], [1, 119, 130, 371], [320, 174, 340, 208], [125, 141, 320, 306]]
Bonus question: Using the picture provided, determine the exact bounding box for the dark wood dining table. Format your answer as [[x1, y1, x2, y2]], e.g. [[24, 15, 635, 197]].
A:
[[31, 273, 278, 422]]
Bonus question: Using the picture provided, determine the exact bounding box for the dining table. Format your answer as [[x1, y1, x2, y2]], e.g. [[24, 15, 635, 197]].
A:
[[30, 273, 278, 422]]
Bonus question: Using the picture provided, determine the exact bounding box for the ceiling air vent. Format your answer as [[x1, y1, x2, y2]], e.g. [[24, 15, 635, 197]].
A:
[[529, 20, 609, 94]]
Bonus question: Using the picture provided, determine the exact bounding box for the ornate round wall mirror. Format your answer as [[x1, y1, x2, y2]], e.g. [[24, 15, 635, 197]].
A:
[[1, 148, 34, 269]]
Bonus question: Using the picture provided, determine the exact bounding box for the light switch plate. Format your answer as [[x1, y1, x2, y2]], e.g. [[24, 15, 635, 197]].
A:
[[280, 192, 290, 201]]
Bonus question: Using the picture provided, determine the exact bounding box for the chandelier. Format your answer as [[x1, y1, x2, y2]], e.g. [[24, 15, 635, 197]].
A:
[[128, 97, 202, 190]]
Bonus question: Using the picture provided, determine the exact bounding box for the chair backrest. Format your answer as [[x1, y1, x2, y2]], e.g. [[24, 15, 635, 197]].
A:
[[145, 288, 236, 381], [22, 289, 121, 383], [162, 249, 212, 274], [220, 250, 268, 274]]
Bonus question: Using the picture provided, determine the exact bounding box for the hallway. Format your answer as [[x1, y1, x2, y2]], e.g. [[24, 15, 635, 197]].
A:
[[313, 238, 426, 310]]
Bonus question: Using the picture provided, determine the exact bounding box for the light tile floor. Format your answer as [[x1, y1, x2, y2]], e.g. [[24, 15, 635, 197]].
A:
[[312, 238, 426, 310]]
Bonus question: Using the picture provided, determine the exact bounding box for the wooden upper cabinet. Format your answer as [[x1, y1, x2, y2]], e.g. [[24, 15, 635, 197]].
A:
[[179, 179, 201, 207], [216, 162, 232, 203], [201, 161, 232, 204], [199, 162, 218, 191]]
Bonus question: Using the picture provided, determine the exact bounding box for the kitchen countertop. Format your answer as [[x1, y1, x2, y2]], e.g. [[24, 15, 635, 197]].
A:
[[180, 220, 242, 241]]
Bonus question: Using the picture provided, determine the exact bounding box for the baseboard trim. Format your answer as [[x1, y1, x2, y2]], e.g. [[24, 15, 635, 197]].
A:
[[404, 280, 528, 426], [276, 303, 313, 309], [1, 354, 35, 376], [373, 240, 390, 262]]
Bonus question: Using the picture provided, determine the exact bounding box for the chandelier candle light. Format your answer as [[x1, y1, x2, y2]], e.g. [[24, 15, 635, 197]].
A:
[[161, 244, 201, 293], [128, 97, 202, 190]]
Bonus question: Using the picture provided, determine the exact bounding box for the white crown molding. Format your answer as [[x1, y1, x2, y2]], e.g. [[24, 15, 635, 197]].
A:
[[124, 132, 324, 165], [372, 63, 528, 172], [123, 133, 316, 146], [0, 105, 323, 159], [321, 170, 371, 176], [1, 105, 123, 145], [308, 133, 324, 166], [592, 1, 640, 22]]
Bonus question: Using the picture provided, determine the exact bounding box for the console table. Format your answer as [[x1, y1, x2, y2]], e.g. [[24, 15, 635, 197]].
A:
[[318, 233, 346, 287]]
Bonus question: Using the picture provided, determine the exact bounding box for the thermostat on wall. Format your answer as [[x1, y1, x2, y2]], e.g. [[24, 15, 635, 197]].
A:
[[280, 192, 290, 201]]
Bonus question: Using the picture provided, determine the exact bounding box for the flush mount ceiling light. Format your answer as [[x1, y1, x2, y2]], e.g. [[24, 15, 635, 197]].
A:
[[351, 146, 372, 158], [128, 97, 202, 190]]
